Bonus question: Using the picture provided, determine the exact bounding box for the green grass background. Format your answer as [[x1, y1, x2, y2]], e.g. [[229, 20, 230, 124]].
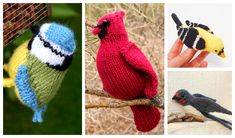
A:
[[3, 4, 82, 134]]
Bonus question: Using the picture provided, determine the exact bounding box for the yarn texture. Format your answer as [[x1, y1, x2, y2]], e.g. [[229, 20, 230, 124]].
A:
[[3, 23, 76, 122], [93, 11, 160, 132], [171, 13, 225, 58]]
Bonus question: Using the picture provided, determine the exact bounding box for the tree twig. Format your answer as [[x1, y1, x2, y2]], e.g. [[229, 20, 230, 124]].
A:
[[86, 89, 164, 109], [168, 113, 204, 124], [86, 20, 95, 28], [86, 89, 111, 98]]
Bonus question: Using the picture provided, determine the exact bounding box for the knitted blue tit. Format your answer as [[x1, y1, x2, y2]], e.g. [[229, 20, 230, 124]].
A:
[[4, 22, 76, 123]]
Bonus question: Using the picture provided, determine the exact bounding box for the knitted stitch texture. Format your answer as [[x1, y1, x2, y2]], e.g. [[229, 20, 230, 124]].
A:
[[3, 23, 76, 122], [26, 54, 66, 107], [171, 13, 225, 58], [3, 41, 29, 101], [93, 11, 160, 132]]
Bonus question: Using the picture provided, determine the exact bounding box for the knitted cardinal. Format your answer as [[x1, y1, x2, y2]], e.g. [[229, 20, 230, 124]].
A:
[[92, 11, 161, 132]]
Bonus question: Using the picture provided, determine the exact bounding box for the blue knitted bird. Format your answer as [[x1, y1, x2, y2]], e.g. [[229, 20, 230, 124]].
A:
[[3, 23, 76, 122]]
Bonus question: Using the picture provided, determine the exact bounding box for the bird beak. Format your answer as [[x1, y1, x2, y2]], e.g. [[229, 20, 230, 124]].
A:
[[172, 92, 180, 100], [92, 27, 101, 36], [219, 52, 226, 58], [172, 95, 177, 100]]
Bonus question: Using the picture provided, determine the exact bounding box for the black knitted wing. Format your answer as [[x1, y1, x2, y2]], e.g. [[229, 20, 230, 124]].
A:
[[193, 93, 216, 102], [177, 27, 205, 50], [191, 98, 232, 115], [185, 20, 214, 34]]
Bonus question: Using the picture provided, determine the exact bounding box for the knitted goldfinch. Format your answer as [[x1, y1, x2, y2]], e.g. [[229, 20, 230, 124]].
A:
[[171, 13, 225, 58], [3, 23, 76, 123]]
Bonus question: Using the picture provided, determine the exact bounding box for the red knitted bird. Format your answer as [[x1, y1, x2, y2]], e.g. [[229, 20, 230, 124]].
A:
[[92, 11, 160, 132]]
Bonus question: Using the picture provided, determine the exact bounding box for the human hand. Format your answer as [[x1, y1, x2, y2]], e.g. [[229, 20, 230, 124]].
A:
[[168, 39, 209, 68]]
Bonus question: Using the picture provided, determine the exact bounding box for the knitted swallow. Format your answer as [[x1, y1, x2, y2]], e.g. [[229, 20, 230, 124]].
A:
[[172, 89, 232, 129], [3, 23, 76, 123], [92, 11, 160, 132], [171, 13, 225, 58]]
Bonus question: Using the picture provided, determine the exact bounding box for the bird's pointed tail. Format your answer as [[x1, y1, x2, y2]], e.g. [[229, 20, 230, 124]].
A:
[[203, 112, 232, 130], [131, 105, 161, 132], [171, 13, 182, 27], [32, 105, 47, 123]]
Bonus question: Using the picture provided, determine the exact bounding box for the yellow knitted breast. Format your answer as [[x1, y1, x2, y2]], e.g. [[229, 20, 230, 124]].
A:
[[195, 27, 225, 57], [4, 41, 29, 100], [8, 41, 29, 80]]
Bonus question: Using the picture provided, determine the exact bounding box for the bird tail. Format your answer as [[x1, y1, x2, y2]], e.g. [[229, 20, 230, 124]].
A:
[[131, 105, 161, 132], [171, 13, 182, 27], [203, 112, 232, 130]]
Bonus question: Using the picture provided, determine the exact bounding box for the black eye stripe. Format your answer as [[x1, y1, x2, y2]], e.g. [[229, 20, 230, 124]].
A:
[[44, 42, 50, 47], [95, 20, 110, 29], [37, 34, 66, 57], [95, 20, 110, 39]]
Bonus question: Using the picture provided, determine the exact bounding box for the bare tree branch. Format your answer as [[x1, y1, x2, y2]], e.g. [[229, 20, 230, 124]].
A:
[[168, 113, 204, 124], [86, 89, 164, 109], [86, 20, 95, 28], [85, 89, 110, 98]]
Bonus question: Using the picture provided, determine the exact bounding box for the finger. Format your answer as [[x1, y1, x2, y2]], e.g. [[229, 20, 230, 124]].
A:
[[168, 39, 183, 60], [199, 61, 208, 68], [189, 51, 209, 66], [168, 48, 196, 67], [182, 60, 208, 68]]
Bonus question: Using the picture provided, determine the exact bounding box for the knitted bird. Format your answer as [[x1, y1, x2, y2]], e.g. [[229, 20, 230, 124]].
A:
[[172, 89, 232, 129], [3, 23, 76, 123], [171, 13, 225, 58], [92, 11, 161, 132]]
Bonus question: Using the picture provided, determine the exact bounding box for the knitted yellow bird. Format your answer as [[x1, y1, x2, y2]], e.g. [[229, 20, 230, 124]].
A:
[[171, 13, 225, 58]]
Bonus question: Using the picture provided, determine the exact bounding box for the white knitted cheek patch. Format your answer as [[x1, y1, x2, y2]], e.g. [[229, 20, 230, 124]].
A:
[[30, 36, 65, 66]]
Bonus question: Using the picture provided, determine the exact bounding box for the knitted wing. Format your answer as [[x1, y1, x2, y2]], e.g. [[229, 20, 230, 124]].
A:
[[193, 93, 216, 102], [119, 41, 158, 98], [185, 20, 214, 34], [191, 98, 232, 115], [15, 64, 47, 123]]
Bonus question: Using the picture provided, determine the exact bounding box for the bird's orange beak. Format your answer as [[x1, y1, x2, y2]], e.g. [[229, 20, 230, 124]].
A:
[[219, 52, 226, 58]]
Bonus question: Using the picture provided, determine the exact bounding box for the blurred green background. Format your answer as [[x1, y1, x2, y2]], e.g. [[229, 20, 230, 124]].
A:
[[3, 4, 82, 134]]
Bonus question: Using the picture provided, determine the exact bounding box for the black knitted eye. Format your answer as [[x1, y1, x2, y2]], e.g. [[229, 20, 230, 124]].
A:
[[103, 20, 108, 23], [102, 20, 110, 26], [215, 50, 218, 52], [43, 41, 50, 47]]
